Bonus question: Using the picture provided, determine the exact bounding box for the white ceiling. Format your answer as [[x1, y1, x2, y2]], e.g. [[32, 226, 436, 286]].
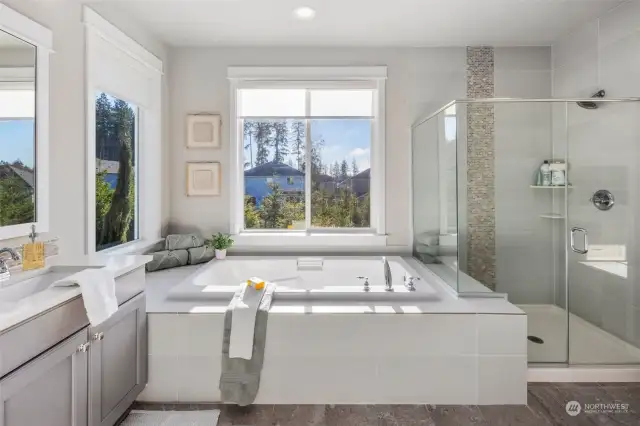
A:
[[91, 0, 624, 47]]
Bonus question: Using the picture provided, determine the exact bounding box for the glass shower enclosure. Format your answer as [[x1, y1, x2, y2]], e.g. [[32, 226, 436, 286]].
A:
[[412, 98, 640, 365]]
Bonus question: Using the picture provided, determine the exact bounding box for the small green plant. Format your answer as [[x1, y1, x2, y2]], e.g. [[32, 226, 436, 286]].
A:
[[207, 232, 234, 250]]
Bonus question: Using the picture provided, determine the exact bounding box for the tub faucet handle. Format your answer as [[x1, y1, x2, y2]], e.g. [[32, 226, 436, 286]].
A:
[[404, 274, 420, 291], [357, 276, 370, 292]]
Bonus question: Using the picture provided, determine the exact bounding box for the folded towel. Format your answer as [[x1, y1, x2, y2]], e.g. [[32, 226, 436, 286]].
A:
[[187, 246, 215, 265], [146, 249, 189, 272], [165, 234, 205, 251], [220, 282, 275, 406], [52, 269, 117, 326], [228, 281, 268, 359]]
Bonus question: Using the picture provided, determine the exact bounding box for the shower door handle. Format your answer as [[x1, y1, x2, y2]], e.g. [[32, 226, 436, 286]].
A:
[[570, 227, 589, 254]]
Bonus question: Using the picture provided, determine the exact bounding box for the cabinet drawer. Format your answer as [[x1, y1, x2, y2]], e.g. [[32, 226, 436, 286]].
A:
[[0, 297, 89, 378]]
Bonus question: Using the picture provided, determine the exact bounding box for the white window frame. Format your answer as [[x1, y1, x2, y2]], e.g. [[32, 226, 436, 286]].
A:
[[228, 66, 387, 247], [83, 7, 163, 254], [0, 4, 52, 240]]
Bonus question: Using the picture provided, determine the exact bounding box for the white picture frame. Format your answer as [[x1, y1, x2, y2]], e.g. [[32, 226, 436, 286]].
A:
[[186, 162, 221, 196], [186, 113, 221, 148]]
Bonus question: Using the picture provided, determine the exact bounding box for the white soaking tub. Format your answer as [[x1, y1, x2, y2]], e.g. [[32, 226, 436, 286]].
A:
[[166, 256, 440, 302]]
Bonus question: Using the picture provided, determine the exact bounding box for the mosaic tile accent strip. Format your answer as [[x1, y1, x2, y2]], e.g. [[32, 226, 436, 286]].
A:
[[466, 46, 496, 290]]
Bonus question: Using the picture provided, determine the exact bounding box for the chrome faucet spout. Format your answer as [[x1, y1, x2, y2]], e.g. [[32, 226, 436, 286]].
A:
[[0, 247, 21, 282], [382, 256, 393, 291], [0, 247, 21, 261]]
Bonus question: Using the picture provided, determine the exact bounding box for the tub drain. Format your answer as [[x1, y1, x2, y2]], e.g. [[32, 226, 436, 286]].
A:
[[528, 335, 544, 344]]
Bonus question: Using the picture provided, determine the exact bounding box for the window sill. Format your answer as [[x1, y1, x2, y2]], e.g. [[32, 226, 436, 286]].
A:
[[232, 232, 387, 248], [97, 238, 164, 255]]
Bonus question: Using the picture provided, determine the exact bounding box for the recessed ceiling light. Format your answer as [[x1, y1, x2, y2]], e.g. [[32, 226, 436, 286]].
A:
[[293, 6, 316, 20]]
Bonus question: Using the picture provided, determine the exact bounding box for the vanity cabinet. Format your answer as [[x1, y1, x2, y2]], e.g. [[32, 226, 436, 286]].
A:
[[89, 293, 147, 426], [0, 328, 89, 426], [0, 270, 148, 426]]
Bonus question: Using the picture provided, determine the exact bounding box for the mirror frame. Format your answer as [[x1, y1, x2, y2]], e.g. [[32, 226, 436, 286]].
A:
[[0, 4, 52, 240]]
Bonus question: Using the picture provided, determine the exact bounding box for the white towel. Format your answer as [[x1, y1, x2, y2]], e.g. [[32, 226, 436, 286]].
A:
[[52, 269, 118, 326], [228, 282, 268, 359]]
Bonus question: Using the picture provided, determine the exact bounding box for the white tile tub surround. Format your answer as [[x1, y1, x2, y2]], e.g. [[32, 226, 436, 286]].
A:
[[139, 312, 527, 405]]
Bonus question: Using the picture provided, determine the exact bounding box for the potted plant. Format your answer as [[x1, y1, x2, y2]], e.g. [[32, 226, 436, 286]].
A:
[[207, 232, 234, 260]]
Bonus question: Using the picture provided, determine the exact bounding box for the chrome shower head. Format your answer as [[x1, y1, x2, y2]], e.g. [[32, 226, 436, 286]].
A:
[[577, 90, 605, 109]]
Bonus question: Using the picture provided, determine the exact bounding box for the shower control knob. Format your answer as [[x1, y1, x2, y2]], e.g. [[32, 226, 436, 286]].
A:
[[357, 276, 370, 291]]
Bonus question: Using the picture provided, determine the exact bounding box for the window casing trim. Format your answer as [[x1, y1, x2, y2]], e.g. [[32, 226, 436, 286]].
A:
[[228, 67, 387, 245]]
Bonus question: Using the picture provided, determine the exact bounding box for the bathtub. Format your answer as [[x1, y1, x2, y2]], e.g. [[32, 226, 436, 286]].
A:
[[166, 256, 440, 302]]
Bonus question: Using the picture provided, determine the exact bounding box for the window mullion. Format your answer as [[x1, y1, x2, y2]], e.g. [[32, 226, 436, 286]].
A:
[[304, 89, 312, 230]]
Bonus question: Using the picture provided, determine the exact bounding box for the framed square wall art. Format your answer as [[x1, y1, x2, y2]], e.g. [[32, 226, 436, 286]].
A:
[[186, 162, 221, 196], [186, 114, 221, 148]]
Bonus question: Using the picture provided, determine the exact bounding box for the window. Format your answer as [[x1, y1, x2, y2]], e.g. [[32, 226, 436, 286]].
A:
[[84, 7, 163, 254], [94, 93, 138, 252], [232, 69, 385, 241]]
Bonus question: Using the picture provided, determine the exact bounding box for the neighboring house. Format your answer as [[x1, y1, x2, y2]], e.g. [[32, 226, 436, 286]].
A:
[[244, 161, 304, 207], [338, 168, 370, 197], [96, 159, 119, 189]]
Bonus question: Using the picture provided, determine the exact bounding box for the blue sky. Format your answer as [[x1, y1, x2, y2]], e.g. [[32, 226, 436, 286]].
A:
[[0, 120, 35, 167], [243, 119, 371, 173]]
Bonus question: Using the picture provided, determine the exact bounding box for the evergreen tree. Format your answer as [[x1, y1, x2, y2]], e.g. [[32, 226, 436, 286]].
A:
[[0, 174, 34, 226], [95, 93, 113, 160], [290, 121, 305, 169], [259, 182, 285, 228], [340, 159, 349, 180], [100, 99, 134, 248], [272, 121, 289, 163], [351, 157, 359, 176], [331, 161, 340, 179], [253, 122, 271, 166], [243, 121, 256, 168]]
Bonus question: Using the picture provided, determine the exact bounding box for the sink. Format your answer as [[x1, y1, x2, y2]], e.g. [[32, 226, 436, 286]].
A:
[[0, 266, 102, 305]]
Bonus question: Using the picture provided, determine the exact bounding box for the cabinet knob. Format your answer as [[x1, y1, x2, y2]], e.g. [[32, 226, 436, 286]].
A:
[[92, 332, 105, 341], [77, 342, 91, 353]]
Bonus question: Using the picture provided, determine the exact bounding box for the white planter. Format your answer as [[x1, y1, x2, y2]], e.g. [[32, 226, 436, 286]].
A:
[[215, 249, 227, 259]]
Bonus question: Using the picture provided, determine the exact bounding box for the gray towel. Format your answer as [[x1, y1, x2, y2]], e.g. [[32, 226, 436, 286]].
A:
[[188, 246, 215, 265], [219, 283, 275, 406], [145, 250, 189, 272], [165, 233, 205, 251]]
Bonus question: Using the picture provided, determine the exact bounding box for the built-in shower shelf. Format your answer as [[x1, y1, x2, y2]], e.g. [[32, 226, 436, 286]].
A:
[[540, 213, 565, 219], [530, 185, 572, 189]]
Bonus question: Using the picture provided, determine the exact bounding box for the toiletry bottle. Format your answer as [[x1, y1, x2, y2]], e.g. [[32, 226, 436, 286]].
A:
[[551, 161, 566, 186], [541, 160, 551, 186]]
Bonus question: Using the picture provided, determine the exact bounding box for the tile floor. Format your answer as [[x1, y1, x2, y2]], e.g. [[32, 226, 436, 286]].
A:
[[125, 383, 640, 425]]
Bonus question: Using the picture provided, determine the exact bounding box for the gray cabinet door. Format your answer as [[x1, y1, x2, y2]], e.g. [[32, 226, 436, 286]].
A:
[[89, 293, 147, 426], [0, 328, 89, 426]]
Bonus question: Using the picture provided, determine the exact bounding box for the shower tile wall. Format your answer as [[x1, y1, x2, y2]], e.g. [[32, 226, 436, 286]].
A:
[[466, 46, 496, 290]]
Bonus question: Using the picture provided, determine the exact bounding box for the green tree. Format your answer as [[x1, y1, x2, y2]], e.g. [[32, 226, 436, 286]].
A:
[[351, 157, 359, 176], [259, 182, 285, 228], [95, 93, 113, 159], [244, 195, 260, 229], [243, 121, 256, 169], [95, 169, 115, 243], [0, 174, 34, 226], [100, 99, 135, 248], [290, 121, 305, 169], [253, 122, 272, 166], [340, 159, 349, 180], [271, 121, 289, 163]]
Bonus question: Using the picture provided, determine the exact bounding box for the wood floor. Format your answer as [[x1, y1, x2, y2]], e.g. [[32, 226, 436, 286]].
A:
[[127, 382, 640, 425]]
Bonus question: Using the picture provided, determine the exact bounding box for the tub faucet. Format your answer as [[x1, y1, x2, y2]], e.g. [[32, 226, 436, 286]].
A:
[[382, 256, 393, 291], [0, 247, 21, 281]]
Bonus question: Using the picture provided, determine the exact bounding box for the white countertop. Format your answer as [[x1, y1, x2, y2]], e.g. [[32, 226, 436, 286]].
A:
[[0, 255, 151, 333]]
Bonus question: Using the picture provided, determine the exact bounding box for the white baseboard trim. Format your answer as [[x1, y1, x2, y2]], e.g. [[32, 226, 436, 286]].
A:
[[528, 366, 640, 382]]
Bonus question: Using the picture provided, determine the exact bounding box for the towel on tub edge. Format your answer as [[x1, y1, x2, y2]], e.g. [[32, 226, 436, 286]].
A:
[[219, 282, 276, 406]]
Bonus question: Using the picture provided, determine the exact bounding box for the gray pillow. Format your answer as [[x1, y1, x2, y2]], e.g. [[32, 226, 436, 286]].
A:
[[146, 249, 189, 272], [165, 233, 205, 250]]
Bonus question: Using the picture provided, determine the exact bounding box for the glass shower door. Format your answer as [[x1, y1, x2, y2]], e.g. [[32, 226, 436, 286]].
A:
[[566, 100, 640, 365]]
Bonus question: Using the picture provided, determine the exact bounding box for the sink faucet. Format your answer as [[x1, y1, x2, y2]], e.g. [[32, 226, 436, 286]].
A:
[[0, 247, 21, 281], [382, 256, 393, 292]]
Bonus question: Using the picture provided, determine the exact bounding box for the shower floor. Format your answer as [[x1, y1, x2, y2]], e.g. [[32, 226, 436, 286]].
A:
[[520, 304, 640, 364]]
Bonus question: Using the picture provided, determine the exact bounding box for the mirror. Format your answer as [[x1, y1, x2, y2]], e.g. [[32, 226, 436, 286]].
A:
[[0, 30, 36, 227]]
